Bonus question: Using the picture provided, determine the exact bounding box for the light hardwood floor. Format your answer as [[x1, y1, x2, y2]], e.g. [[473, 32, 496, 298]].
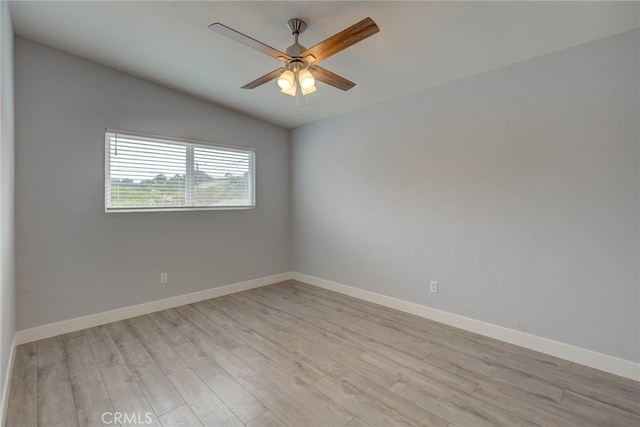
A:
[[5, 280, 640, 426]]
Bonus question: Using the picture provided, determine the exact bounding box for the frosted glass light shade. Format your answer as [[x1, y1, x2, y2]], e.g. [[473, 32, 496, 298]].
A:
[[277, 70, 295, 90], [281, 83, 297, 96], [301, 84, 317, 96], [298, 69, 315, 90]]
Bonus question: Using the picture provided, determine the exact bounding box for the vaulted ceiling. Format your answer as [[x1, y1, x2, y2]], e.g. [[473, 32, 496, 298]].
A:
[[10, 1, 639, 129]]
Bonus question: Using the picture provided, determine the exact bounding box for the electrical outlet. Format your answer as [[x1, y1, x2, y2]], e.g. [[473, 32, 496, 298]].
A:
[[429, 280, 438, 293], [160, 273, 168, 284]]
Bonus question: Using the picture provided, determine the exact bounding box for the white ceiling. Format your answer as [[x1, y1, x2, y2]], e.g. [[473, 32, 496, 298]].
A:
[[10, 1, 639, 129]]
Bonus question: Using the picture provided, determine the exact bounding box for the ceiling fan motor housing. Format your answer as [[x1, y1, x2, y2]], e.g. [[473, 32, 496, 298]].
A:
[[286, 43, 307, 57]]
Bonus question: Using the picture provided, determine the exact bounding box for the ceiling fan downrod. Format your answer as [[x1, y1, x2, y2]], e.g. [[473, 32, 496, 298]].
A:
[[286, 18, 308, 58]]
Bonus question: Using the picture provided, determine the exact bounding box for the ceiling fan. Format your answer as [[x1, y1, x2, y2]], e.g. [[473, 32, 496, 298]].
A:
[[208, 17, 380, 98]]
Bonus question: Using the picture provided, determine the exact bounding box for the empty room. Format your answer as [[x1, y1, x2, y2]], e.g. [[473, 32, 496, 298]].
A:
[[1, 1, 639, 426]]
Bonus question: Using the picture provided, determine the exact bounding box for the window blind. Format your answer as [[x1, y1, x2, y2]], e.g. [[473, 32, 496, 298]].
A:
[[105, 129, 255, 212]]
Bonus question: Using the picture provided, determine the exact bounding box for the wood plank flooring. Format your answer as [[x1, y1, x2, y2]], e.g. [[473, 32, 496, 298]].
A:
[[5, 280, 640, 426]]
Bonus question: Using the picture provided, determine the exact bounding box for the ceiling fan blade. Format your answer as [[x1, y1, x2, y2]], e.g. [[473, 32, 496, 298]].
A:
[[310, 65, 355, 91], [209, 23, 292, 62], [242, 68, 285, 89], [301, 17, 379, 64]]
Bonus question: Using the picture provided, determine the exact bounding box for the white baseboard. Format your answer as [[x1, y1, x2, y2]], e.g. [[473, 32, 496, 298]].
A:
[[14, 272, 294, 345], [291, 272, 640, 382], [0, 334, 17, 427]]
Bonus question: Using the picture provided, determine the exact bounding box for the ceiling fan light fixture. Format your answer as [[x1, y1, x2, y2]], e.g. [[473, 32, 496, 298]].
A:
[[298, 69, 315, 90], [301, 84, 317, 96], [281, 82, 297, 96], [277, 70, 295, 90]]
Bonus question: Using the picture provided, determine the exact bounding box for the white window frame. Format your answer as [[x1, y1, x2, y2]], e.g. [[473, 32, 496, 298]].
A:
[[104, 128, 255, 213]]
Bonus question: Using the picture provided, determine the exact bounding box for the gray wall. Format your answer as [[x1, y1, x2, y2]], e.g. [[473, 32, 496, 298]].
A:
[[12, 24, 640, 364], [0, 0, 15, 402], [15, 37, 290, 330], [291, 30, 639, 362]]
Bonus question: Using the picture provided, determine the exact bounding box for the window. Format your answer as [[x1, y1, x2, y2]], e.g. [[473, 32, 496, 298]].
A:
[[105, 129, 255, 212]]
